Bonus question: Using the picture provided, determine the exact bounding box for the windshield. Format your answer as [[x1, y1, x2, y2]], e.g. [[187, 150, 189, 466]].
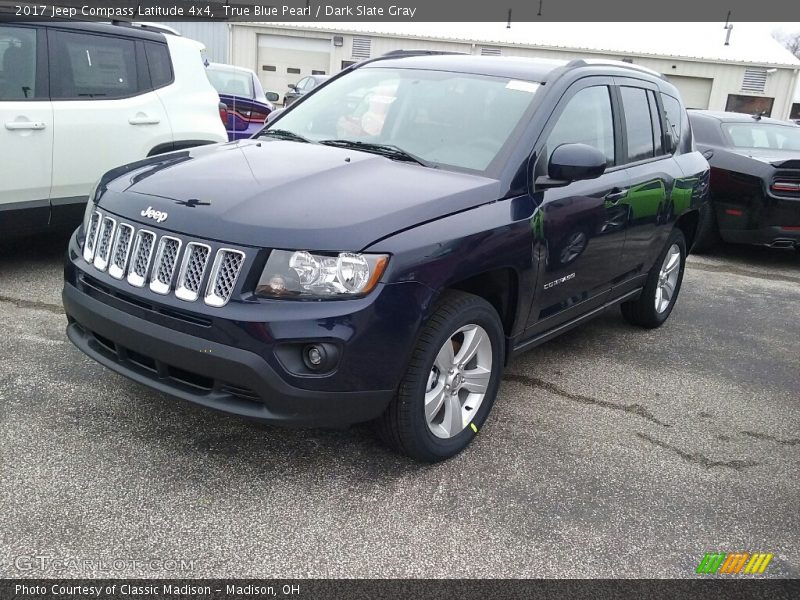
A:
[[270, 67, 540, 172], [723, 123, 800, 151], [206, 66, 254, 98]]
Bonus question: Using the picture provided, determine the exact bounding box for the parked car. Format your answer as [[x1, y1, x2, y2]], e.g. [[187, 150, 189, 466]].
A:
[[689, 110, 800, 251], [205, 62, 279, 141], [284, 74, 330, 106], [0, 21, 227, 238], [63, 54, 708, 461]]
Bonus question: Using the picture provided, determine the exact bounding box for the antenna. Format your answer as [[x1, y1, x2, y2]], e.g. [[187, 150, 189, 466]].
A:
[[507, 9, 512, 29], [723, 12, 733, 45], [538, 0, 543, 17]]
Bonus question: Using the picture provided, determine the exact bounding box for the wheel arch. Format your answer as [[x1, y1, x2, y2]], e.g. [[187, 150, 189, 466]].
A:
[[674, 208, 700, 251], [443, 267, 520, 339]]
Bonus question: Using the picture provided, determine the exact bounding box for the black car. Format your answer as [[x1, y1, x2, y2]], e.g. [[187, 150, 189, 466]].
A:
[[689, 110, 800, 251], [284, 74, 330, 106], [63, 54, 709, 462]]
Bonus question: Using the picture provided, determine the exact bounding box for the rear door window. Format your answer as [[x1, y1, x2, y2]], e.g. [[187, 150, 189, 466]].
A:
[[620, 86, 655, 162], [50, 31, 139, 99], [647, 90, 664, 156]]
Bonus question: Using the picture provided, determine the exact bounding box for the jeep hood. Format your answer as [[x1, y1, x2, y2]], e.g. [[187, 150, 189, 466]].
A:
[[99, 140, 500, 251]]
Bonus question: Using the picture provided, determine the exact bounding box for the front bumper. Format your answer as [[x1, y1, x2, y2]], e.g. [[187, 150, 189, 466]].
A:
[[63, 232, 427, 427]]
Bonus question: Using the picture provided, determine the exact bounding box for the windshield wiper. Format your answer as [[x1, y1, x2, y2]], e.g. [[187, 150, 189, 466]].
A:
[[319, 139, 432, 167], [257, 129, 311, 143]]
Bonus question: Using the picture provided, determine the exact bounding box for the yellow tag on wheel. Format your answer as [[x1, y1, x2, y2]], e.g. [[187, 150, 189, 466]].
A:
[[470, 423, 478, 433]]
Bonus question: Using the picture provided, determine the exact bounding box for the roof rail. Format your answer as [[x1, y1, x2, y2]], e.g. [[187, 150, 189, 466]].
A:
[[381, 49, 466, 58], [335, 49, 464, 74], [566, 58, 663, 79], [109, 21, 181, 36]]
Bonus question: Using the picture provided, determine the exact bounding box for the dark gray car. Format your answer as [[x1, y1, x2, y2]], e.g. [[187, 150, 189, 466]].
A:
[[284, 74, 331, 106]]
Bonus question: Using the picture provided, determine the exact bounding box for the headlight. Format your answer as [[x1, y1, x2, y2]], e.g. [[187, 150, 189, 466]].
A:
[[82, 178, 103, 233], [256, 250, 389, 299]]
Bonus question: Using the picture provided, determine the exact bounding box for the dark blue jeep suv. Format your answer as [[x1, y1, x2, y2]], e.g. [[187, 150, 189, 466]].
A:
[[63, 53, 709, 461]]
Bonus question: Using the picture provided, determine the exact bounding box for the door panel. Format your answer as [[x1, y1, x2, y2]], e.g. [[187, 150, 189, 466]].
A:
[[525, 80, 629, 333], [0, 101, 52, 208], [0, 24, 52, 224], [614, 82, 678, 279], [530, 170, 631, 331], [48, 30, 172, 202], [618, 161, 675, 278]]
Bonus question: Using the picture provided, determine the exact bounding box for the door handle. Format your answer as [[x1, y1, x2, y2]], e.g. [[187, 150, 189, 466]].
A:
[[604, 187, 629, 204], [128, 115, 160, 125], [5, 121, 46, 130]]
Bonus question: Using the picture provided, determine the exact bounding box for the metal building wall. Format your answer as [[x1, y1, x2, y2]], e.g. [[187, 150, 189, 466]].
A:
[[159, 21, 230, 64], [230, 24, 799, 119]]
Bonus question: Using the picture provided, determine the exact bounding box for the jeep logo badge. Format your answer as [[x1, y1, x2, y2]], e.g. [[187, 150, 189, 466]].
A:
[[140, 206, 168, 223]]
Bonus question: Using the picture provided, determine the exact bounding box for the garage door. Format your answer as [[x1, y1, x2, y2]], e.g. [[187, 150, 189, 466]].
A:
[[664, 75, 713, 110], [257, 35, 331, 104]]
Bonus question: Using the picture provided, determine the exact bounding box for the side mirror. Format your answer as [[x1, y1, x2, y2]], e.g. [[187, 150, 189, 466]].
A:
[[287, 83, 297, 91], [267, 108, 284, 124], [546, 143, 607, 183], [265, 91, 280, 103], [702, 149, 714, 160]]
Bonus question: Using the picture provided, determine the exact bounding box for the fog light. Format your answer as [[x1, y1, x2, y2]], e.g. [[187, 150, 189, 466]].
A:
[[303, 344, 326, 370]]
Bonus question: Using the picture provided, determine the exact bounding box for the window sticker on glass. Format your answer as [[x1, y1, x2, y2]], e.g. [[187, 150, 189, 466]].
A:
[[506, 80, 539, 93]]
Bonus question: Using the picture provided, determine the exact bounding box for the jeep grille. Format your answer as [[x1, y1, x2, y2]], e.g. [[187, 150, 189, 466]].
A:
[[81, 210, 246, 307]]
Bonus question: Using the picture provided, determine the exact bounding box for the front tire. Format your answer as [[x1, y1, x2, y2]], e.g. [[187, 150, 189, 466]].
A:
[[376, 291, 505, 462], [621, 228, 687, 329]]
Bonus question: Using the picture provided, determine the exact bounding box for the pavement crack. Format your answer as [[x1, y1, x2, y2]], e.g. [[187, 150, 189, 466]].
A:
[[0, 294, 64, 315], [503, 372, 671, 427], [636, 432, 758, 470], [741, 430, 800, 446]]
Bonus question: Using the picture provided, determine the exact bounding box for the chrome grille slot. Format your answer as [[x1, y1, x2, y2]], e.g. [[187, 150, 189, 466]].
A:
[[83, 211, 102, 262], [80, 214, 246, 307], [205, 249, 245, 307], [92, 216, 117, 271], [127, 230, 156, 288], [175, 242, 211, 302], [149, 236, 182, 295], [108, 223, 134, 280]]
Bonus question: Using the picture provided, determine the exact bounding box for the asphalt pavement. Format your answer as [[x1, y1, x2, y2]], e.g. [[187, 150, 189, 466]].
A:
[[1, 230, 798, 578]]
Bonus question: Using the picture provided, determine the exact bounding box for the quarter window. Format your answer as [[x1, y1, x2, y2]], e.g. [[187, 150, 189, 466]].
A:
[[0, 25, 37, 100], [621, 86, 655, 162], [144, 42, 172, 89], [661, 93, 682, 146], [51, 31, 138, 99], [547, 85, 615, 166]]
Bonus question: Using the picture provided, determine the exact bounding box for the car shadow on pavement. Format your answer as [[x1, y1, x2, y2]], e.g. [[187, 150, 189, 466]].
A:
[[692, 242, 799, 270], [0, 227, 73, 261]]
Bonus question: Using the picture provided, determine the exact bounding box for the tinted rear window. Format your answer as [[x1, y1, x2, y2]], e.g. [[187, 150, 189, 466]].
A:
[[723, 123, 800, 150], [51, 31, 138, 99], [621, 86, 655, 162]]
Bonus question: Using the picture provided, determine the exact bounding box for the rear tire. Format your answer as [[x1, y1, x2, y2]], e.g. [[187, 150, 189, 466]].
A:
[[691, 202, 720, 254], [621, 228, 687, 329], [376, 291, 505, 462]]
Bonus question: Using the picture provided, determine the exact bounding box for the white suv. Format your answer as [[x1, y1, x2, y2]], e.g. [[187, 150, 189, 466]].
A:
[[0, 21, 227, 236]]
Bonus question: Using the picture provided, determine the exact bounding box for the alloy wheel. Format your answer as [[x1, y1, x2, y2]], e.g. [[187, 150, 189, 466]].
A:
[[655, 243, 681, 314], [424, 324, 493, 439]]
